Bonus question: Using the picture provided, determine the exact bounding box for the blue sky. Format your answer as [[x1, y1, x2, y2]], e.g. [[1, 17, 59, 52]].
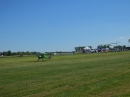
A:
[[0, 0, 130, 52]]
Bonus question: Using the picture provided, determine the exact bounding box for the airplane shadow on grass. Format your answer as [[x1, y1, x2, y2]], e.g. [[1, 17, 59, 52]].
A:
[[28, 60, 50, 62]]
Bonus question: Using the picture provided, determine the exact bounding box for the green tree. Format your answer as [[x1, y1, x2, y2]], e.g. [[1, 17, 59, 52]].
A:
[[7, 50, 12, 56], [31, 51, 38, 55], [106, 45, 110, 48], [128, 39, 130, 46], [97, 45, 103, 49], [17, 51, 22, 55], [0, 52, 3, 56], [75, 47, 77, 52], [3, 51, 7, 56], [12, 52, 17, 56], [103, 45, 107, 48], [118, 45, 122, 49], [88, 46, 92, 49], [26, 51, 31, 55], [97, 45, 100, 49], [21, 51, 25, 55], [123, 45, 126, 49], [75, 46, 85, 52]]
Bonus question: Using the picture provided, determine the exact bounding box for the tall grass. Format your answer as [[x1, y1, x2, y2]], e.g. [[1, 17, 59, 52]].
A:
[[0, 51, 130, 97]]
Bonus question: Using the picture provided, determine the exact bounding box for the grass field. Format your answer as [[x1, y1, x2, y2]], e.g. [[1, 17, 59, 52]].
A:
[[0, 51, 130, 97]]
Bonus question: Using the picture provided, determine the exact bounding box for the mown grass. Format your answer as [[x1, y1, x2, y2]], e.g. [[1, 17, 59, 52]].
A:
[[0, 51, 130, 97]]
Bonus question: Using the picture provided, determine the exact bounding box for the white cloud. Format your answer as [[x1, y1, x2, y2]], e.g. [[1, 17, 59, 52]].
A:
[[119, 37, 124, 39]]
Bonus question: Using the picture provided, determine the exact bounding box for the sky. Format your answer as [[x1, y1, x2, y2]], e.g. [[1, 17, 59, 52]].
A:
[[0, 0, 130, 52]]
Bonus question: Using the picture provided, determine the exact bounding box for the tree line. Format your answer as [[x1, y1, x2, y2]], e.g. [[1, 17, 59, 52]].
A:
[[1, 39, 130, 56], [97, 45, 127, 49], [0, 50, 40, 56]]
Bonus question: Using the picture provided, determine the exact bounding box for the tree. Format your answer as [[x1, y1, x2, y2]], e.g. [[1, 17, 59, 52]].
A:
[[3, 51, 7, 56], [31, 51, 38, 55], [74, 46, 85, 52], [106, 45, 110, 48], [123, 45, 126, 49], [97, 45, 103, 49], [75, 47, 77, 52], [7, 50, 11, 56], [12, 52, 17, 56], [17, 51, 22, 56], [129, 39, 130, 45], [97, 45, 100, 49], [0, 52, 3, 56], [88, 46, 92, 49], [25, 51, 31, 55], [118, 45, 122, 49]]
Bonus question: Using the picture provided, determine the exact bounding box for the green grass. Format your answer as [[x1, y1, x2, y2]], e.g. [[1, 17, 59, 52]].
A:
[[0, 51, 130, 97]]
